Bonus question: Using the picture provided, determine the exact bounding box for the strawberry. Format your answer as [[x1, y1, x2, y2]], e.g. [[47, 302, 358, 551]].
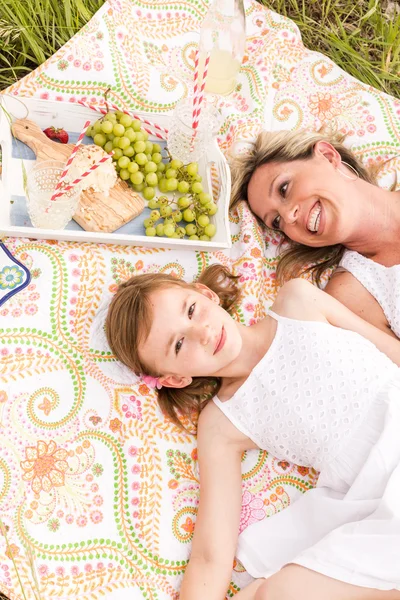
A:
[[43, 127, 69, 144]]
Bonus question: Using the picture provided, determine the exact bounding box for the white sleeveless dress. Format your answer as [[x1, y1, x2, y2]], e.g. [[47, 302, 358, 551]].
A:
[[213, 311, 400, 590], [340, 249, 400, 338]]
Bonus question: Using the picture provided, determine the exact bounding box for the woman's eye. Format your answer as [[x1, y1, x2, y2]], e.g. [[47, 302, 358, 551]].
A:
[[175, 338, 183, 354], [279, 182, 288, 197], [188, 303, 196, 319], [272, 215, 281, 230]]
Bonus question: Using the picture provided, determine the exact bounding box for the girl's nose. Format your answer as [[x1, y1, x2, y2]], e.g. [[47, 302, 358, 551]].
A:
[[199, 324, 211, 346]]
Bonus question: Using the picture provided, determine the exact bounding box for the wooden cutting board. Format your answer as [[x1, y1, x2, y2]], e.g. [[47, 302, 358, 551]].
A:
[[12, 118, 145, 233]]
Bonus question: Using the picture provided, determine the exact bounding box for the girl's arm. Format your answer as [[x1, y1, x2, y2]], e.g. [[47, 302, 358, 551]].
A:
[[180, 402, 252, 600], [275, 278, 400, 367]]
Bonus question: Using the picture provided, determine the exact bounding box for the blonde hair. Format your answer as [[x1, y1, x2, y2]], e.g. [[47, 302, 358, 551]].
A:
[[106, 264, 240, 430], [230, 129, 377, 286]]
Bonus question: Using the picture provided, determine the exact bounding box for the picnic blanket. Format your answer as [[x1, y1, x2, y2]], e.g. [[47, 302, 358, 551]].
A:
[[1, 0, 400, 598]]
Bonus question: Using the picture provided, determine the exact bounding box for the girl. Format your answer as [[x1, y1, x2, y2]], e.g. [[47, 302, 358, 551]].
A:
[[106, 264, 400, 600]]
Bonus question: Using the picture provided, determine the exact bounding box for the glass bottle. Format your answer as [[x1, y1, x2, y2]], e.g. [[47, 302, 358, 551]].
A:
[[198, 0, 246, 96]]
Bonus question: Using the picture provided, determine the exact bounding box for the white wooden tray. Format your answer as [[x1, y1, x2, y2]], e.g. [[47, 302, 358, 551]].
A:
[[0, 96, 232, 251]]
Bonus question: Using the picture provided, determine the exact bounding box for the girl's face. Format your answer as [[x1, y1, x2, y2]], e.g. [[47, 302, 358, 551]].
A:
[[247, 141, 362, 248], [138, 284, 243, 387]]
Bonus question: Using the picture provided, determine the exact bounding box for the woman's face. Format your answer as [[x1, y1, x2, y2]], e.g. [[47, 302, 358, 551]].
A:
[[247, 141, 360, 247]]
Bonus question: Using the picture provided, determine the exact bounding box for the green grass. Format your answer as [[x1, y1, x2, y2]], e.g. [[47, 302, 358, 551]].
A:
[[0, 0, 399, 97], [262, 0, 400, 97]]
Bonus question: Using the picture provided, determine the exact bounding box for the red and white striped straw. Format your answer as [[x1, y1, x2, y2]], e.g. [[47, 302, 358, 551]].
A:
[[192, 52, 210, 133], [77, 100, 168, 140], [51, 154, 113, 200], [192, 49, 200, 121], [51, 120, 91, 201]]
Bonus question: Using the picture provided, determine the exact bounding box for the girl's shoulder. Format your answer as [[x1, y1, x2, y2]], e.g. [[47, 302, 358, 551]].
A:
[[198, 400, 257, 451]]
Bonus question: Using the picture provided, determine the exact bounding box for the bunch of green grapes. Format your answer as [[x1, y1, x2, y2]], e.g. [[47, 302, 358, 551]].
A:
[[87, 112, 218, 240]]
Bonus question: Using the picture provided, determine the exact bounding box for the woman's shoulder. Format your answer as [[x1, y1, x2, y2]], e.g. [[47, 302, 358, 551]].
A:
[[272, 278, 327, 322]]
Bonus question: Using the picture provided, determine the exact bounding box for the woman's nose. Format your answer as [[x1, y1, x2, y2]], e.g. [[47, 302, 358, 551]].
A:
[[281, 203, 299, 225]]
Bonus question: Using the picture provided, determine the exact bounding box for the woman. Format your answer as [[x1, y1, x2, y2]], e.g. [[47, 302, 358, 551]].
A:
[[230, 129, 400, 339]]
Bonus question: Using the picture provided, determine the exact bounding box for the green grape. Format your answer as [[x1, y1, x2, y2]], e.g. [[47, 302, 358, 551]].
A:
[[115, 165, 121, 172], [86, 126, 93, 137], [143, 187, 156, 200], [158, 178, 168, 193], [199, 192, 212, 205], [118, 156, 130, 169], [160, 205, 172, 218], [145, 153, 152, 161], [156, 172, 163, 181], [93, 120, 103, 133], [101, 120, 114, 134], [132, 119, 141, 132], [156, 162, 166, 172], [128, 162, 139, 174], [156, 223, 165, 236], [158, 196, 169, 206], [93, 133, 107, 147], [177, 196, 190, 209], [171, 232, 179, 238], [150, 210, 161, 221], [185, 224, 197, 236], [133, 182, 145, 192], [163, 217, 174, 226], [135, 131, 145, 142], [164, 223, 175, 237], [189, 235, 199, 240], [119, 169, 130, 181], [107, 133, 115, 141], [144, 161, 157, 173], [148, 199, 160, 210], [200, 234, 210, 241], [112, 148, 123, 160], [198, 214, 210, 228], [120, 114, 132, 128], [206, 202, 217, 215], [113, 123, 125, 136], [130, 171, 144, 185], [152, 153, 162, 164], [170, 159, 183, 170], [115, 111, 124, 119], [204, 224, 216, 238], [145, 173, 158, 186], [104, 141, 114, 154], [194, 174, 202, 182], [166, 168, 177, 179], [183, 208, 195, 222], [142, 131, 149, 141], [152, 143, 162, 153], [172, 210, 182, 222], [177, 181, 190, 194], [123, 146, 135, 157], [135, 152, 147, 166], [143, 218, 153, 228], [176, 226, 186, 238], [112, 136, 121, 148], [191, 182, 203, 194], [133, 141, 146, 153], [186, 162, 198, 177], [145, 227, 157, 237], [118, 136, 131, 150], [104, 112, 117, 123], [166, 178, 178, 191], [145, 141, 154, 154], [124, 128, 136, 142]]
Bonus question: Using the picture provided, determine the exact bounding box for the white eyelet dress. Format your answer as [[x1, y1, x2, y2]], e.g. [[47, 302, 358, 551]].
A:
[[340, 249, 400, 338], [213, 310, 400, 590]]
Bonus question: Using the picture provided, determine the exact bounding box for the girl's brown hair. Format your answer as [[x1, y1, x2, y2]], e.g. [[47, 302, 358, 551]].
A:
[[229, 129, 378, 286], [105, 264, 240, 430]]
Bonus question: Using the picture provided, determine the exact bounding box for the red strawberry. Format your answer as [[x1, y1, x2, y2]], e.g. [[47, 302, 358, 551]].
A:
[[43, 127, 69, 144]]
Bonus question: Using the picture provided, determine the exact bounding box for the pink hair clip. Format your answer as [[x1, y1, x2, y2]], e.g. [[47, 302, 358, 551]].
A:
[[142, 375, 162, 390]]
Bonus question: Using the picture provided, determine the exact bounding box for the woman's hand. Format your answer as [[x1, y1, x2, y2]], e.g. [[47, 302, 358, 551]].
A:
[[180, 402, 252, 600]]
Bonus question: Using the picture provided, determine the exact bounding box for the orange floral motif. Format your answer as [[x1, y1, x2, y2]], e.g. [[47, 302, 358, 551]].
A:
[[251, 247, 262, 258], [109, 418, 122, 433], [309, 91, 342, 121], [20, 440, 69, 494], [5, 544, 19, 559], [297, 466, 309, 476], [181, 517, 195, 533], [318, 64, 329, 78], [138, 384, 150, 396]]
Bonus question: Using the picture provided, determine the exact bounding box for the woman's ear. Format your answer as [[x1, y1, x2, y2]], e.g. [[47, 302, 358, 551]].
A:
[[159, 374, 193, 388], [313, 140, 342, 168], [193, 282, 220, 304]]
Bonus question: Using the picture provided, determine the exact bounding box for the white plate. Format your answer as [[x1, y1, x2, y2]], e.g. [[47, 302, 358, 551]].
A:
[[0, 96, 232, 251]]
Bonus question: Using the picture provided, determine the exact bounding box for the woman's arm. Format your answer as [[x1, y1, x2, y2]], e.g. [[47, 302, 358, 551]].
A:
[[325, 270, 397, 339], [180, 402, 251, 600], [275, 278, 400, 367]]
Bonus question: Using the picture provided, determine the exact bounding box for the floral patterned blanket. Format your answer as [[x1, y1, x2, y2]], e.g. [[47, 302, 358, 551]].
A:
[[1, 0, 399, 598]]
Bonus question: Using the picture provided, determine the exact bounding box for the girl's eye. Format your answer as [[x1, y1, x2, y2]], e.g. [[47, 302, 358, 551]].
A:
[[279, 182, 288, 197], [175, 338, 183, 354], [272, 215, 281, 230], [188, 303, 196, 319]]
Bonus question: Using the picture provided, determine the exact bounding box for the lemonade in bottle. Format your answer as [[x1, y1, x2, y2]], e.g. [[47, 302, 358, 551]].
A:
[[198, 0, 246, 96]]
